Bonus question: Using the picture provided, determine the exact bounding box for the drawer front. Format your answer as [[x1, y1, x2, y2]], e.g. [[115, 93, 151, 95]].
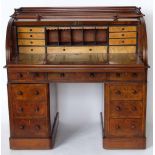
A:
[[48, 72, 107, 82], [10, 84, 48, 101], [109, 84, 143, 100], [19, 47, 45, 54], [109, 26, 137, 32], [109, 32, 137, 38], [109, 72, 145, 81], [109, 118, 142, 137], [110, 101, 142, 118], [109, 39, 136, 45], [17, 27, 45, 33], [13, 118, 49, 137], [13, 101, 48, 117], [18, 39, 45, 45], [47, 46, 107, 53], [109, 46, 136, 53], [18, 33, 45, 39], [8, 72, 46, 82]]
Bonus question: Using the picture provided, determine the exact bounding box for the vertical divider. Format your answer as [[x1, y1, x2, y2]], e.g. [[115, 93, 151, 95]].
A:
[[107, 27, 109, 64], [95, 26, 97, 45], [58, 27, 60, 46], [44, 27, 48, 64], [83, 26, 85, 45]]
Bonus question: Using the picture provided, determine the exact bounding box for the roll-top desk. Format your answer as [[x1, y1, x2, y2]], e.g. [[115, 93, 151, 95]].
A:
[[5, 7, 148, 150]]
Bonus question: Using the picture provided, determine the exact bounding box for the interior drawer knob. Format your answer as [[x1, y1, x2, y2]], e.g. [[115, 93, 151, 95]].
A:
[[30, 29, 32, 32], [30, 41, 33, 44], [90, 73, 95, 78], [122, 28, 125, 31], [35, 125, 41, 130], [121, 33, 125, 37], [115, 90, 121, 95], [17, 91, 23, 95], [30, 35, 33, 37], [19, 125, 25, 130], [115, 106, 121, 111], [60, 73, 65, 78], [34, 90, 39, 95], [121, 40, 125, 43]]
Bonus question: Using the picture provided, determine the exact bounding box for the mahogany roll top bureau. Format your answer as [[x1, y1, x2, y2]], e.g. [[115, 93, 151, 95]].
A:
[[5, 7, 148, 150]]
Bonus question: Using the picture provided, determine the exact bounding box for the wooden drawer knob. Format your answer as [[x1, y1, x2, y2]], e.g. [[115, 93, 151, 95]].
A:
[[17, 91, 23, 95], [18, 107, 24, 112], [132, 90, 137, 95], [89, 48, 92, 51], [121, 40, 125, 43], [30, 35, 33, 37], [122, 28, 125, 31], [31, 48, 34, 51], [60, 73, 65, 78], [30, 29, 32, 32], [121, 33, 125, 37], [34, 90, 39, 95], [30, 41, 33, 44], [132, 73, 138, 77], [35, 125, 41, 130], [115, 125, 121, 129], [35, 107, 40, 112], [115, 90, 121, 95], [131, 124, 136, 129], [17, 73, 23, 78], [19, 125, 25, 130], [132, 106, 137, 111], [116, 73, 121, 77], [33, 73, 40, 77], [115, 106, 121, 111], [90, 73, 95, 78]]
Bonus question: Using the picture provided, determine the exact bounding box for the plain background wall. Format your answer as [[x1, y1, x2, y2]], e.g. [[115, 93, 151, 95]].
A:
[[0, 0, 153, 155]]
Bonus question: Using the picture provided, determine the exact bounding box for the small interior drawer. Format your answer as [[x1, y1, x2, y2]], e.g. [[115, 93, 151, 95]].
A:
[[19, 47, 45, 54], [17, 27, 45, 33], [109, 39, 136, 45], [18, 39, 45, 46], [109, 32, 137, 38], [109, 26, 137, 32], [18, 33, 45, 39]]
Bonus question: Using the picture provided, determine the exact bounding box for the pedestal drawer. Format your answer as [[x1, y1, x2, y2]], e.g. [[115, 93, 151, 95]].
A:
[[17, 27, 45, 33], [109, 118, 143, 137], [109, 26, 137, 32], [10, 84, 48, 101], [13, 101, 48, 117], [109, 101, 142, 118], [12, 118, 50, 138], [109, 84, 143, 100]]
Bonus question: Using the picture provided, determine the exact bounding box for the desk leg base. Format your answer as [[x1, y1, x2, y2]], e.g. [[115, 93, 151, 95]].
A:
[[10, 138, 53, 149], [103, 137, 146, 149]]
